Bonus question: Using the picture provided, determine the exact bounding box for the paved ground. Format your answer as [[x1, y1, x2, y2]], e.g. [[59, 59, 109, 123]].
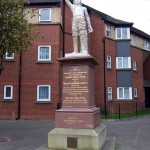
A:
[[104, 116, 150, 150], [0, 116, 150, 150], [0, 120, 55, 150]]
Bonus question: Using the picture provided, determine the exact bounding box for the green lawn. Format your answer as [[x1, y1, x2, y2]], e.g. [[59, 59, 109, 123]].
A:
[[101, 109, 150, 119]]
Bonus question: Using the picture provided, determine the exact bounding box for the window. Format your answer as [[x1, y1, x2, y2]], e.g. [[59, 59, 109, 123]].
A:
[[143, 40, 150, 51], [39, 8, 51, 22], [131, 35, 136, 46], [134, 88, 138, 98], [133, 61, 137, 71], [6, 52, 14, 59], [116, 57, 131, 69], [107, 55, 111, 69], [105, 25, 111, 37], [38, 46, 51, 61], [4, 86, 13, 99], [108, 87, 112, 100], [116, 28, 130, 39], [37, 85, 51, 101], [117, 87, 132, 99]]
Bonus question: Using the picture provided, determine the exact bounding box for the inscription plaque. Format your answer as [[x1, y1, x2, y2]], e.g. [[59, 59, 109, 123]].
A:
[[67, 137, 77, 149], [62, 66, 89, 106]]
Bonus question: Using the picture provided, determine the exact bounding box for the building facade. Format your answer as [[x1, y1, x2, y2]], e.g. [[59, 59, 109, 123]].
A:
[[0, 0, 150, 119]]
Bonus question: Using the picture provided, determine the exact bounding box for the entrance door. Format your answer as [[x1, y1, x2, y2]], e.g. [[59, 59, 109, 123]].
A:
[[145, 87, 150, 108]]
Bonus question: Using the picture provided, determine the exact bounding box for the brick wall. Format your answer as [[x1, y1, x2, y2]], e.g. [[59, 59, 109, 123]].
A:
[[131, 46, 145, 102], [0, 24, 62, 119], [89, 13, 105, 107], [105, 38, 117, 101], [20, 25, 61, 119], [0, 54, 20, 119]]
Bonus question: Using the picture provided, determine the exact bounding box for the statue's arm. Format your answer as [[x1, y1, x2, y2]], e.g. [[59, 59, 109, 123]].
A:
[[65, 0, 74, 12], [84, 7, 93, 33]]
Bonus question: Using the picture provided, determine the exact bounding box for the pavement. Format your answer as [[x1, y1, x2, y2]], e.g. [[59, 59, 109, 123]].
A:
[[0, 115, 150, 150]]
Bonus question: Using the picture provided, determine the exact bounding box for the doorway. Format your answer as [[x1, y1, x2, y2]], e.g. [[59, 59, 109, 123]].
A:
[[145, 87, 150, 108]]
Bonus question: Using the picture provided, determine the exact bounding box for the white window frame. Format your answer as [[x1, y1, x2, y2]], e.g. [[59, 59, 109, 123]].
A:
[[108, 87, 112, 100], [38, 46, 51, 61], [131, 35, 136, 46], [143, 40, 150, 51], [117, 87, 132, 100], [116, 57, 131, 69], [105, 25, 111, 37], [37, 85, 51, 101], [4, 85, 13, 99], [116, 28, 130, 39], [39, 8, 51, 22], [6, 52, 14, 59], [133, 61, 137, 71], [107, 55, 112, 69], [134, 88, 138, 98]]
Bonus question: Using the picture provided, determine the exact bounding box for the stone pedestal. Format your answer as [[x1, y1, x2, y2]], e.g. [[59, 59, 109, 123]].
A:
[[48, 56, 106, 150], [48, 123, 106, 150]]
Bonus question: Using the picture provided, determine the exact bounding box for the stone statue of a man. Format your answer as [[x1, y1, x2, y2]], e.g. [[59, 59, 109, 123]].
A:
[[65, 0, 93, 55]]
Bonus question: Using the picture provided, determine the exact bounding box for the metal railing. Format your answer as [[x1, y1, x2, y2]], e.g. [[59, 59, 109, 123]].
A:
[[101, 102, 150, 120]]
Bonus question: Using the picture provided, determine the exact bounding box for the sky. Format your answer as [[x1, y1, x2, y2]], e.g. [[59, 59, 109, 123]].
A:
[[82, 0, 150, 35]]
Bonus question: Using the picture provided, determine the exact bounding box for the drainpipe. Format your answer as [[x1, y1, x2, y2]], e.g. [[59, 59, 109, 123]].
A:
[[62, 0, 66, 57], [16, 7, 24, 120], [103, 38, 107, 118], [16, 51, 22, 120]]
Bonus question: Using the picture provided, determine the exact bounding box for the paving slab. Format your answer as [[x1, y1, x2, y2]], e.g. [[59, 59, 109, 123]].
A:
[[0, 116, 150, 150]]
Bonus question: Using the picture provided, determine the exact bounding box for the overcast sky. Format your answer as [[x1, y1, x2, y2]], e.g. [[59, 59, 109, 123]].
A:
[[82, 0, 150, 35]]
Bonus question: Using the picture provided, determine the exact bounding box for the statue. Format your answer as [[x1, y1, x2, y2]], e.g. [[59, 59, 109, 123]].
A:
[[65, 0, 93, 55]]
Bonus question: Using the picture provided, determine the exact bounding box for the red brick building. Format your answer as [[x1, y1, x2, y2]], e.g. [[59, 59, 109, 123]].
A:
[[0, 0, 150, 119]]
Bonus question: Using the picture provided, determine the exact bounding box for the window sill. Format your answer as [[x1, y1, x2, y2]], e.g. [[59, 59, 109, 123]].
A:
[[35, 101, 52, 104], [116, 39, 131, 41], [39, 21, 51, 23], [116, 99, 133, 102], [4, 59, 15, 62], [116, 68, 132, 71], [2, 99, 13, 102], [38, 22, 60, 25], [36, 61, 53, 64]]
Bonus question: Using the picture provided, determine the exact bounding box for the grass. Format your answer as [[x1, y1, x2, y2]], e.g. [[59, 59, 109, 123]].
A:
[[101, 109, 150, 119]]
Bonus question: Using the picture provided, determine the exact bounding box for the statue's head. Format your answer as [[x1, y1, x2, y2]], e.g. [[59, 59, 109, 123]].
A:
[[73, 0, 82, 5]]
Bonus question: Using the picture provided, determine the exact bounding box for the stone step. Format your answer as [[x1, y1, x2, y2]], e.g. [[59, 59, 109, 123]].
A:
[[36, 137, 116, 150], [101, 137, 116, 150]]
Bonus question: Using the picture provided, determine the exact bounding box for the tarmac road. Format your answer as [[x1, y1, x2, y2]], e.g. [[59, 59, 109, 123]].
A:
[[0, 115, 150, 150], [104, 116, 150, 150], [0, 120, 54, 150]]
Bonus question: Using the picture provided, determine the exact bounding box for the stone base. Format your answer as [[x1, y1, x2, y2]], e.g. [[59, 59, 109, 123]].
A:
[[48, 123, 106, 150], [65, 52, 90, 58]]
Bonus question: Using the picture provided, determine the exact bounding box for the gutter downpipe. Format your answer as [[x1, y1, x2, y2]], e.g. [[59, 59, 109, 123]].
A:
[[62, 0, 66, 57], [103, 37, 107, 119], [16, 51, 22, 120], [16, 7, 24, 120]]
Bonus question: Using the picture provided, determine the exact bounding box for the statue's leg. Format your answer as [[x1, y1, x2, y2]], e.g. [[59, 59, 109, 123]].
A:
[[72, 18, 79, 53], [80, 32, 88, 54], [78, 17, 88, 54], [73, 36, 78, 53]]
